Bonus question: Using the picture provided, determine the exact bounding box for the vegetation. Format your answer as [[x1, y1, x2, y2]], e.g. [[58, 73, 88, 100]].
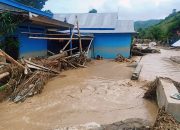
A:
[[0, 12, 23, 59], [134, 19, 162, 31], [14, 0, 47, 10], [89, 9, 97, 13], [137, 10, 180, 44], [0, 12, 22, 36]]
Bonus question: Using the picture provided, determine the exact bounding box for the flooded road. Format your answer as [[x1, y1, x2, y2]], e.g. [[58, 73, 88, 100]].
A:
[[140, 49, 180, 82], [0, 60, 157, 130]]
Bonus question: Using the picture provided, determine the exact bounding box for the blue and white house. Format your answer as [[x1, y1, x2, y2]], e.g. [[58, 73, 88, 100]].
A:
[[0, 0, 73, 58], [54, 13, 136, 58]]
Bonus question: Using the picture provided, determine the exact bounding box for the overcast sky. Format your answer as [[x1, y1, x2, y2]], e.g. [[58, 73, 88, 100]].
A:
[[44, 0, 180, 21]]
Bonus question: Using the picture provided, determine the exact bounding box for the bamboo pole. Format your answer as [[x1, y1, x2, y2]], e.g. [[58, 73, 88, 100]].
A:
[[86, 39, 94, 56], [76, 16, 82, 53]]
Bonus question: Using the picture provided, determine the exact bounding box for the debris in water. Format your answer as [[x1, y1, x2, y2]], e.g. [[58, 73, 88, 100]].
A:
[[153, 107, 180, 130]]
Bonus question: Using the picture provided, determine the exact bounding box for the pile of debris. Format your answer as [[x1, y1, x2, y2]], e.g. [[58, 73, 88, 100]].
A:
[[143, 77, 180, 100], [143, 77, 160, 100], [153, 107, 180, 130], [115, 54, 131, 62], [131, 39, 160, 56], [132, 46, 160, 56], [0, 49, 88, 103]]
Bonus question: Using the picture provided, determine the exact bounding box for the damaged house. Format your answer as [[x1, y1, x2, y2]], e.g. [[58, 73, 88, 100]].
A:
[[0, 0, 73, 58], [54, 13, 136, 58]]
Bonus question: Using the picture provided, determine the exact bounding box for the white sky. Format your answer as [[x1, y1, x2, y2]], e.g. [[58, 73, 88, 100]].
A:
[[44, 0, 180, 21]]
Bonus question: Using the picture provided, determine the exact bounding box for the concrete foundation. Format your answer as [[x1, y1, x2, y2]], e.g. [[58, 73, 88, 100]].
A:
[[156, 78, 180, 122]]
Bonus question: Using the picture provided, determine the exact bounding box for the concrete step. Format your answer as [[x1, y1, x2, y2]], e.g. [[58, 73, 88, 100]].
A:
[[156, 78, 180, 122]]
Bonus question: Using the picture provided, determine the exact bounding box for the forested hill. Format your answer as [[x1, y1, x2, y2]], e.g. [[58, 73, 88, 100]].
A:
[[137, 11, 180, 44], [135, 19, 162, 31]]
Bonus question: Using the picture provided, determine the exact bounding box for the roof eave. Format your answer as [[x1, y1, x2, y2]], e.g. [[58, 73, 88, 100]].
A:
[[0, 0, 52, 18]]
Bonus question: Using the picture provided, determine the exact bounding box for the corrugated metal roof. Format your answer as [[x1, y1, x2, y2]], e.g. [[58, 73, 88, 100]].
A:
[[172, 40, 180, 47], [54, 13, 135, 33], [54, 13, 118, 29], [0, 0, 52, 18]]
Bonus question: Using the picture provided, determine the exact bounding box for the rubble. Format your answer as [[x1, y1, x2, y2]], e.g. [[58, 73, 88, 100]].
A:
[[115, 54, 131, 62], [143, 77, 160, 100], [131, 39, 160, 56], [0, 49, 89, 103], [153, 107, 180, 130], [143, 77, 180, 100], [115, 54, 135, 63]]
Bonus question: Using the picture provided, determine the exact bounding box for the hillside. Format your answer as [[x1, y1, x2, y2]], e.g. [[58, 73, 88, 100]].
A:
[[137, 11, 180, 43], [135, 19, 162, 31]]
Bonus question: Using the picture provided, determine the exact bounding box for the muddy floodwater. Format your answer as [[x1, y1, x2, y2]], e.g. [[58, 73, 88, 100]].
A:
[[140, 48, 180, 82], [0, 60, 158, 130]]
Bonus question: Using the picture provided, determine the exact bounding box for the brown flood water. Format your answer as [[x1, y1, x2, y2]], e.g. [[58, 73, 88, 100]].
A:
[[0, 60, 157, 130], [140, 49, 180, 82]]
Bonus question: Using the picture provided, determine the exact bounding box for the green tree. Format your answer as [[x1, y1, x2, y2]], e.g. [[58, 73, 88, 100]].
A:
[[14, 0, 48, 10], [148, 26, 164, 41], [89, 9, 97, 13]]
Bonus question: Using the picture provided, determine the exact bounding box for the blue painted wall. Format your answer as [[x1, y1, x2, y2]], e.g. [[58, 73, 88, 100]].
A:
[[17, 25, 47, 57], [93, 33, 132, 59]]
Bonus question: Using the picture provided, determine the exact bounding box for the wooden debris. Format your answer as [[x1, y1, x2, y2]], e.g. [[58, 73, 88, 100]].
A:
[[143, 77, 160, 100], [0, 49, 25, 69], [153, 107, 180, 130], [24, 59, 60, 74], [143, 77, 180, 100], [48, 52, 68, 60], [0, 72, 10, 80], [115, 54, 130, 62]]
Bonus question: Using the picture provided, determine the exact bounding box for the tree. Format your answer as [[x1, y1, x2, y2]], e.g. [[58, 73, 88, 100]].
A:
[[89, 9, 97, 13], [14, 0, 48, 10]]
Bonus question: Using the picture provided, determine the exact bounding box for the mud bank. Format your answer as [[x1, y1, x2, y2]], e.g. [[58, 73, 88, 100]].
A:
[[0, 60, 157, 130]]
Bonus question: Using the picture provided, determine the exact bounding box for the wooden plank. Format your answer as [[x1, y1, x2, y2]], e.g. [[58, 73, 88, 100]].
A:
[[21, 32, 70, 36], [86, 39, 94, 56], [0, 72, 10, 80], [0, 49, 25, 69], [29, 36, 92, 40], [24, 59, 60, 74], [62, 27, 75, 51], [48, 52, 68, 60]]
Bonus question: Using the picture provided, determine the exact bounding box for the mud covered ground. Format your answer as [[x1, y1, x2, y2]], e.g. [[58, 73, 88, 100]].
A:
[[0, 60, 157, 130], [0, 48, 179, 130], [140, 48, 180, 82]]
